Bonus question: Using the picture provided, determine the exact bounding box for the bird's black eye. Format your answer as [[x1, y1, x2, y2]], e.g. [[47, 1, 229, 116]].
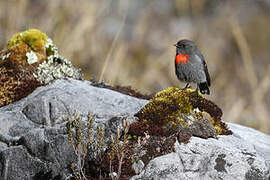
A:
[[179, 44, 185, 49], [176, 43, 186, 49]]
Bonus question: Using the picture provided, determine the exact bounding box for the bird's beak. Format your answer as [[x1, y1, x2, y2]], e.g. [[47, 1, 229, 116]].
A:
[[173, 44, 177, 47]]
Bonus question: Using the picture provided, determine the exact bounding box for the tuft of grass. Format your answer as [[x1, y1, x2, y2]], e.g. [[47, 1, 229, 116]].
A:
[[66, 110, 133, 179], [66, 110, 88, 180], [107, 119, 129, 180], [66, 110, 107, 180]]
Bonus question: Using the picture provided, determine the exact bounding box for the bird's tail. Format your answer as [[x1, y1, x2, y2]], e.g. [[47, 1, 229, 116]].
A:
[[199, 82, 210, 95]]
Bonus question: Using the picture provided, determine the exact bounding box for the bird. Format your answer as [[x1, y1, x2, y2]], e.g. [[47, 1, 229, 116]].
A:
[[174, 39, 211, 95]]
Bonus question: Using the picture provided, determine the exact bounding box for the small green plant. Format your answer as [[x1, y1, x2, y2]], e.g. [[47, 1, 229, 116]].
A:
[[66, 110, 132, 179], [66, 110, 88, 180], [66, 110, 105, 180], [108, 119, 129, 180]]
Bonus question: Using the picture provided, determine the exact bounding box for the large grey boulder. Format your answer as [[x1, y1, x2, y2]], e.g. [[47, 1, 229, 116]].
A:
[[0, 79, 147, 180], [0, 79, 269, 180], [131, 123, 270, 180]]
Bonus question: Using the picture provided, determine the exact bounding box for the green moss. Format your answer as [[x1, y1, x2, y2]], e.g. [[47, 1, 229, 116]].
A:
[[176, 117, 188, 127], [0, 29, 48, 107], [135, 87, 195, 128], [0, 66, 40, 107], [0, 29, 82, 108], [8, 29, 48, 53], [135, 87, 232, 136]]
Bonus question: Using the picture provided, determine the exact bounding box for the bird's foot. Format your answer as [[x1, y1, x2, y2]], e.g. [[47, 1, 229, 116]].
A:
[[195, 87, 200, 94], [181, 83, 191, 90]]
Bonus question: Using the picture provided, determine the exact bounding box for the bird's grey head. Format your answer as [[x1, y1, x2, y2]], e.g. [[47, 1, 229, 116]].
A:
[[174, 39, 197, 54]]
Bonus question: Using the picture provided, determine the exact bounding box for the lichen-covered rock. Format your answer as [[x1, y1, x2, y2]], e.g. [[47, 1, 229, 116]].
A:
[[0, 29, 82, 107], [131, 123, 270, 180]]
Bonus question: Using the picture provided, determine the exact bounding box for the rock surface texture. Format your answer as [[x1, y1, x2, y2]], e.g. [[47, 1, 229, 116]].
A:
[[131, 123, 270, 180], [0, 79, 147, 180], [0, 79, 269, 180]]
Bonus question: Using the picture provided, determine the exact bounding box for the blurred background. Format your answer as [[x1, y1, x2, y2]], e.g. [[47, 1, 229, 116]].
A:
[[0, 0, 269, 134]]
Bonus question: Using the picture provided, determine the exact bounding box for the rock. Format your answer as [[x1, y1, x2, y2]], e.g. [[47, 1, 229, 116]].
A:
[[132, 160, 145, 174], [0, 79, 269, 179], [0, 79, 147, 180], [131, 123, 270, 180]]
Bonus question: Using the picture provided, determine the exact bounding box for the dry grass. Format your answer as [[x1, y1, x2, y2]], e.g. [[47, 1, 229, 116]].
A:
[[0, 0, 270, 134]]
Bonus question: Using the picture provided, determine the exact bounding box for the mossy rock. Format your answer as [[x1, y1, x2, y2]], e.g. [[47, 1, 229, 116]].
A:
[[0, 29, 82, 108], [131, 87, 232, 139], [136, 87, 194, 126]]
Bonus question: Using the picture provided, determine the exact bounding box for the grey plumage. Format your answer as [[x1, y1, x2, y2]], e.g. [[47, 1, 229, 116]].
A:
[[174, 39, 211, 94]]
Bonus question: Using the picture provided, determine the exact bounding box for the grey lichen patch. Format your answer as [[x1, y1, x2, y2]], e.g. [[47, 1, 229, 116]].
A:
[[34, 54, 83, 84], [1, 52, 10, 61], [33, 38, 83, 84], [245, 167, 266, 180], [26, 51, 38, 64], [45, 38, 58, 56]]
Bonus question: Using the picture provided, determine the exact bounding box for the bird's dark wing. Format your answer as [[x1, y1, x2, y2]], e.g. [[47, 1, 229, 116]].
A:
[[203, 61, 211, 87], [196, 50, 211, 87]]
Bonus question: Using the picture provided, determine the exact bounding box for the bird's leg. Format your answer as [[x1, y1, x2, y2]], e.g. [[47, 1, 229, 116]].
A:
[[195, 85, 199, 94], [181, 83, 191, 90]]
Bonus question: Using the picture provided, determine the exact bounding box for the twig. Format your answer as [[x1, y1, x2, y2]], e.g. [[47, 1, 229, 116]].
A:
[[229, 16, 258, 90], [99, 0, 129, 83]]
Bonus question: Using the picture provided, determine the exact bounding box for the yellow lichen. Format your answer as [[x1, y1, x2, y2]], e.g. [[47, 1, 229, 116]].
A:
[[7, 29, 48, 54]]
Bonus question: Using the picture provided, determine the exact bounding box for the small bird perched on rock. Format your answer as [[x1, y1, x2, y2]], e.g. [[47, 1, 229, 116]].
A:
[[174, 39, 211, 95]]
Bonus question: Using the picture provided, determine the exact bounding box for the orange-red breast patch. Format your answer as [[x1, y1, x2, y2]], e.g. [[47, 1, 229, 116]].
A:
[[175, 54, 190, 64]]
